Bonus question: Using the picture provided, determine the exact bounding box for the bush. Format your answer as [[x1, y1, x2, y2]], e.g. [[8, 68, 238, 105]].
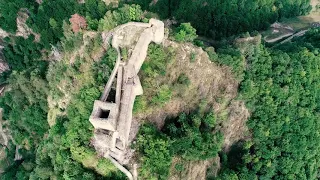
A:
[[98, 4, 143, 31], [215, 47, 245, 81], [174, 23, 198, 42], [190, 52, 196, 62], [151, 85, 172, 106], [0, 71, 49, 146], [141, 44, 168, 78], [61, 32, 84, 52], [131, 0, 311, 39], [0, 0, 33, 33], [93, 47, 117, 85], [205, 47, 218, 61], [3, 36, 44, 72], [133, 96, 148, 114], [216, 32, 320, 179], [136, 124, 172, 180], [165, 112, 223, 160], [96, 159, 118, 176], [136, 110, 223, 178], [177, 73, 190, 86]]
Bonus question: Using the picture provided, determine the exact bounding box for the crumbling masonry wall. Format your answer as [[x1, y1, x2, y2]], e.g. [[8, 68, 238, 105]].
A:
[[89, 19, 164, 180]]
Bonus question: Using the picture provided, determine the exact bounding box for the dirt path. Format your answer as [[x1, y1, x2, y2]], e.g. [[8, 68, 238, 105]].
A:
[[264, 32, 293, 43], [279, 29, 308, 44]]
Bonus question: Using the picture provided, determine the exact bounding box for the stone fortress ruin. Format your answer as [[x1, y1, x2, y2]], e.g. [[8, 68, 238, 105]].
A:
[[89, 19, 164, 179]]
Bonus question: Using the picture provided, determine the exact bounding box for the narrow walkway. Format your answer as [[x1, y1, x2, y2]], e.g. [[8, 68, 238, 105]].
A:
[[91, 19, 165, 180]]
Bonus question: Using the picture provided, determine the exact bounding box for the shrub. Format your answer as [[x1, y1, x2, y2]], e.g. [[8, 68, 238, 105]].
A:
[[136, 110, 223, 178], [205, 47, 218, 62], [98, 4, 143, 31], [174, 23, 198, 42], [96, 159, 118, 176], [61, 32, 84, 52], [190, 52, 196, 62], [3, 36, 43, 72], [133, 96, 148, 114], [0, 0, 32, 33], [93, 47, 117, 85], [136, 124, 172, 180], [151, 85, 172, 106], [177, 73, 190, 86], [165, 112, 223, 160]]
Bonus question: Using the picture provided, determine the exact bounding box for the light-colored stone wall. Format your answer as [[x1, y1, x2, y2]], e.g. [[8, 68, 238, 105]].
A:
[[90, 19, 165, 180]]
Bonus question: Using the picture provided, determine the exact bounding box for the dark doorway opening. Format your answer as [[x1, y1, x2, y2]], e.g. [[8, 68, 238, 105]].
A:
[[106, 87, 116, 103], [99, 109, 110, 119]]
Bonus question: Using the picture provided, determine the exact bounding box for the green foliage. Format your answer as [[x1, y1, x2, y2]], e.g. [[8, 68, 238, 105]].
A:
[[165, 112, 222, 160], [194, 39, 205, 48], [136, 124, 172, 180], [134, 44, 174, 113], [177, 73, 190, 86], [0, 0, 107, 48], [84, 0, 108, 30], [131, 0, 311, 39], [61, 31, 84, 52], [32, 41, 122, 179], [244, 47, 320, 179], [0, 142, 25, 178], [205, 47, 218, 61], [98, 4, 143, 31], [151, 85, 172, 106], [0, 70, 49, 146], [174, 163, 184, 172], [174, 23, 198, 42], [137, 110, 223, 179], [120, 47, 128, 61], [93, 47, 117, 85], [216, 29, 320, 179], [141, 44, 168, 78], [133, 96, 148, 114], [215, 169, 240, 180], [1, 160, 33, 180], [0, 1, 122, 179], [31, 68, 122, 179], [96, 158, 118, 176], [215, 47, 246, 81], [190, 52, 196, 62], [130, 5, 143, 21], [49, 18, 58, 28], [27, 0, 81, 48], [3, 35, 44, 72], [0, 0, 35, 33], [2, 1, 317, 179], [84, 0, 107, 20]]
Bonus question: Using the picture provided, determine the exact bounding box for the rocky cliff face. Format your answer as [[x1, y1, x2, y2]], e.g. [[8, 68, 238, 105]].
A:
[[0, 61, 9, 74], [131, 39, 250, 180], [0, 43, 8, 74]]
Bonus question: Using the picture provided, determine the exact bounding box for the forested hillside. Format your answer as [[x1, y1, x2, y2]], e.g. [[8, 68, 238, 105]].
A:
[[132, 25, 320, 179], [0, 0, 319, 179], [214, 28, 320, 179], [0, 1, 141, 179], [128, 0, 312, 38]]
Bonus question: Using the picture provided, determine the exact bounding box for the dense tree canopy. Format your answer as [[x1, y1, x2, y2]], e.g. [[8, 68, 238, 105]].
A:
[[0, 0, 319, 179], [0, 0, 37, 33], [129, 0, 311, 38], [136, 110, 223, 179], [216, 29, 320, 179], [0, 1, 126, 178]]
